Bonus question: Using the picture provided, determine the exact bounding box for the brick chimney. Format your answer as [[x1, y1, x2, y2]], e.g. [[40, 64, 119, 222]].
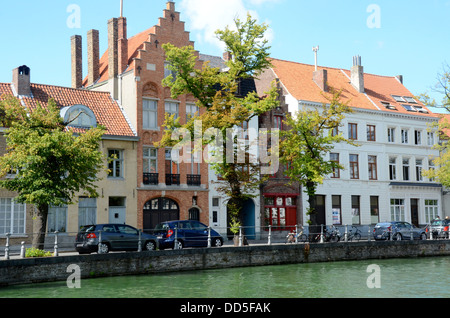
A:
[[351, 55, 364, 93], [71, 35, 82, 88], [12, 65, 31, 96], [223, 51, 232, 62], [313, 69, 328, 92], [87, 29, 99, 86], [117, 17, 128, 74], [108, 18, 119, 79]]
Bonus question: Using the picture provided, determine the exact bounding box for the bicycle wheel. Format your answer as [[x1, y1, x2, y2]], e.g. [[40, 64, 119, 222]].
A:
[[299, 234, 308, 243], [354, 233, 362, 241]]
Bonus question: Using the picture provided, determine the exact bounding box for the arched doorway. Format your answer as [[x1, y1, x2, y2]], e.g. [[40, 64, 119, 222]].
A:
[[143, 197, 179, 232]]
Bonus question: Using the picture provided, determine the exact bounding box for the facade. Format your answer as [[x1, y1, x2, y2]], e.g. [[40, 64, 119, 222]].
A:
[[256, 57, 442, 228], [0, 66, 138, 244], [76, 2, 209, 232]]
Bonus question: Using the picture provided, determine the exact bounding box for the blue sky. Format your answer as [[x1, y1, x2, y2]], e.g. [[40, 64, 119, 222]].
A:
[[0, 0, 449, 110]]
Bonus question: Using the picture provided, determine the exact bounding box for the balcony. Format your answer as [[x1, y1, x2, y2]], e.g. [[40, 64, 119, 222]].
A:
[[165, 174, 180, 186], [143, 173, 159, 185], [187, 174, 201, 186]]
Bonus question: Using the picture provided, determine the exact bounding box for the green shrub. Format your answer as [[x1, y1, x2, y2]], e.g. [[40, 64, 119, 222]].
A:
[[25, 247, 53, 258]]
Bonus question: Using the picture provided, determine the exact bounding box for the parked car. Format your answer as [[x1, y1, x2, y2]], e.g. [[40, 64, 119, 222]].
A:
[[154, 220, 224, 250], [427, 218, 450, 239], [75, 224, 159, 254], [373, 221, 427, 241]]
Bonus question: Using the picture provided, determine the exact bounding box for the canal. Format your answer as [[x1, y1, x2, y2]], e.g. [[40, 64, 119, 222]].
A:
[[0, 256, 449, 298]]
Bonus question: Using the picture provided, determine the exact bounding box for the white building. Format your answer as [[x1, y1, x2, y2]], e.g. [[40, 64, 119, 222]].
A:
[[257, 56, 441, 228]]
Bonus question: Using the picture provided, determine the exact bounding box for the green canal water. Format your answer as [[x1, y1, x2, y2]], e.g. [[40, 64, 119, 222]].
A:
[[1, 256, 449, 298]]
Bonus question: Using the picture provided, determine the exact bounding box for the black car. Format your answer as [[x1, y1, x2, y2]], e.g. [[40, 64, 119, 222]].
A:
[[154, 220, 224, 250], [75, 224, 159, 254]]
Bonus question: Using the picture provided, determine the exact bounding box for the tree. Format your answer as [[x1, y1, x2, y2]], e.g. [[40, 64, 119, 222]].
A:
[[419, 63, 450, 186], [156, 14, 279, 234], [0, 95, 106, 248], [280, 89, 355, 230]]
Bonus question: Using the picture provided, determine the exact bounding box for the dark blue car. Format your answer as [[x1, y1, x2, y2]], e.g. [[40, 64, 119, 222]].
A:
[[154, 220, 224, 249]]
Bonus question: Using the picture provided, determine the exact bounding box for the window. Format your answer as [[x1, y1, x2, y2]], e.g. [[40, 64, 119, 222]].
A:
[[48, 204, 67, 233], [401, 104, 417, 112], [368, 155, 377, 180], [427, 132, 434, 146], [164, 62, 177, 80], [332, 195, 342, 225], [274, 116, 283, 130], [416, 159, 423, 181], [424, 200, 439, 223], [352, 195, 360, 225], [165, 148, 180, 185], [428, 159, 435, 181], [390, 199, 405, 221], [389, 157, 397, 180], [404, 96, 417, 104], [186, 104, 199, 122], [350, 154, 359, 179], [143, 99, 158, 129], [370, 196, 379, 224], [402, 158, 410, 181], [60, 105, 97, 128], [414, 130, 422, 145], [367, 125, 376, 141], [387, 127, 395, 143], [0, 198, 25, 234], [348, 123, 358, 140], [108, 149, 123, 178], [78, 197, 97, 228], [401, 129, 408, 144], [143, 147, 158, 173], [330, 153, 340, 178], [331, 126, 339, 137], [392, 95, 406, 102], [212, 198, 220, 207], [165, 101, 179, 119]]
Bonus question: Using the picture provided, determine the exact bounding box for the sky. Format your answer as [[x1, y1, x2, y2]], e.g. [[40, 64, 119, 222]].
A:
[[0, 0, 449, 111]]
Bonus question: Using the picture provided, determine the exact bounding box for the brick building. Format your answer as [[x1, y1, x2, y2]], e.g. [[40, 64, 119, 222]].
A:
[[76, 2, 209, 231]]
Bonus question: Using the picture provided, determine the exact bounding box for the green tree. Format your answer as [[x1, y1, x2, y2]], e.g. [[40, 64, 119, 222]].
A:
[[156, 14, 279, 234], [419, 63, 450, 186], [0, 95, 106, 248], [280, 89, 355, 229]]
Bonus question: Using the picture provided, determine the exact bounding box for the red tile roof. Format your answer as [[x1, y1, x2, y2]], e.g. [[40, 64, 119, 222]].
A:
[[0, 83, 136, 137], [271, 58, 437, 118]]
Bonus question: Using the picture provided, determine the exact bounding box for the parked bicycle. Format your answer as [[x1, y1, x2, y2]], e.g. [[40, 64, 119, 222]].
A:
[[346, 226, 362, 241], [286, 226, 308, 243], [314, 225, 341, 243]]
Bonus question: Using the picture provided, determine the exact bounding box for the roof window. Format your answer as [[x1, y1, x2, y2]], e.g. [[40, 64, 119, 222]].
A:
[[381, 101, 397, 110], [60, 105, 97, 128], [403, 96, 417, 104], [392, 95, 406, 103]]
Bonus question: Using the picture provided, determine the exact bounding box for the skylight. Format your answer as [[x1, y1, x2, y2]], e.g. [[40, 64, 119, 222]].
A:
[[392, 95, 406, 102], [403, 96, 417, 104], [401, 104, 417, 112]]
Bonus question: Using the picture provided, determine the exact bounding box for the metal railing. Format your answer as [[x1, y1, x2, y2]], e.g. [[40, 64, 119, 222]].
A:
[[1, 223, 447, 260]]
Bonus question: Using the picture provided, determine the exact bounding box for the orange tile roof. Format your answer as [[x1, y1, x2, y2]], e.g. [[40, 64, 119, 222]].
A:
[[0, 83, 136, 137], [271, 58, 437, 118]]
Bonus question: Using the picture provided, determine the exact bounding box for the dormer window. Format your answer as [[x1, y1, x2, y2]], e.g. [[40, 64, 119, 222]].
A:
[[60, 105, 97, 128]]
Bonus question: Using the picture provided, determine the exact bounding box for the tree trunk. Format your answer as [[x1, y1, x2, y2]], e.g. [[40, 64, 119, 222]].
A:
[[32, 204, 48, 250]]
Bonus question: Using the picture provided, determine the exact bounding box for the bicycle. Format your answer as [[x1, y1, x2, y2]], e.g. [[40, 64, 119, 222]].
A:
[[346, 226, 362, 241], [286, 226, 308, 243], [313, 225, 340, 243]]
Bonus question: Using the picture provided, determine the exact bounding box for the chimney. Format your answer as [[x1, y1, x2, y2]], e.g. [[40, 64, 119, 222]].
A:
[[87, 29, 100, 86], [396, 75, 403, 84], [313, 69, 328, 92], [71, 35, 83, 88], [117, 17, 128, 74], [12, 65, 31, 96], [223, 51, 232, 62], [351, 55, 364, 93], [108, 18, 119, 79]]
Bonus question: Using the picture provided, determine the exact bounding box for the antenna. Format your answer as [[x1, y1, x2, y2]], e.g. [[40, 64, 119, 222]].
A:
[[120, 0, 123, 17], [312, 46, 319, 71]]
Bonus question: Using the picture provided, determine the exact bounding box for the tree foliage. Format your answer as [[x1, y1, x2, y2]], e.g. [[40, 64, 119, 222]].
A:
[[157, 14, 279, 233], [0, 95, 106, 247]]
